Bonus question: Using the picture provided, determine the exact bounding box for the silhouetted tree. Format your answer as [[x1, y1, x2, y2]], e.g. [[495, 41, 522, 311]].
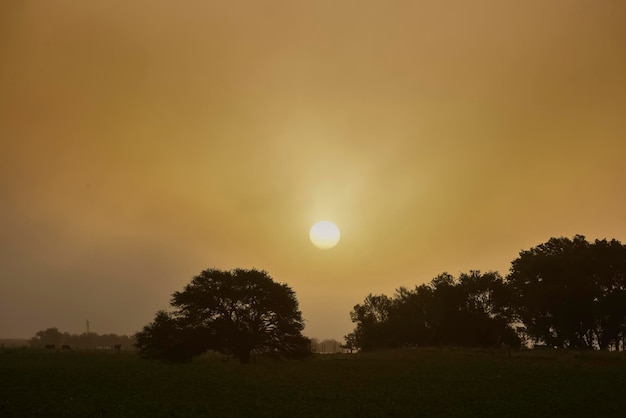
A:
[[314, 338, 343, 353], [387, 285, 434, 347], [455, 271, 520, 347], [427, 273, 465, 345], [31, 327, 63, 347], [346, 271, 520, 351], [135, 268, 311, 363], [342, 333, 358, 353], [345, 294, 394, 351], [506, 235, 626, 350]]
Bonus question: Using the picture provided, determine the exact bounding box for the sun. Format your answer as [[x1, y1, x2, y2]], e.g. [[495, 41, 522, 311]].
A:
[[309, 221, 341, 249]]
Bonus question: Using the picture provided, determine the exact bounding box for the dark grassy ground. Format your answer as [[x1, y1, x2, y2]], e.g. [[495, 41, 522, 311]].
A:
[[1, 347, 624, 417]]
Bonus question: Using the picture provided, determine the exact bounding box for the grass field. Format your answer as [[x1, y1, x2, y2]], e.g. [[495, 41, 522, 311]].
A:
[[1, 347, 625, 417]]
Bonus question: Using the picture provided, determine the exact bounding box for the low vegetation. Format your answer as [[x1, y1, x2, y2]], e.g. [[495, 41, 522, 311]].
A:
[[2, 347, 626, 417]]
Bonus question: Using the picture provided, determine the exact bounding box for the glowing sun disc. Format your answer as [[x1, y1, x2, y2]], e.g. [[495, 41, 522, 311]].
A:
[[309, 221, 340, 249]]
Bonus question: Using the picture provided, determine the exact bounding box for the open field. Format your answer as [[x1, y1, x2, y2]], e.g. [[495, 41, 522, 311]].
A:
[[1, 348, 625, 417]]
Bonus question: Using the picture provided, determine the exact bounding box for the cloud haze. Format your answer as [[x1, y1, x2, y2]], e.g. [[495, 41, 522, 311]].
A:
[[1, 0, 625, 339]]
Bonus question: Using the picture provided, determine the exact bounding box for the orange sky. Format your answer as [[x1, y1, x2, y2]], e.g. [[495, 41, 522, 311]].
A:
[[1, 0, 625, 340]]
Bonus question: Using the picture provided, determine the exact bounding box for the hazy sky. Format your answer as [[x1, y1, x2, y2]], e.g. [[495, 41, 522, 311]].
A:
[[2, 1, 625, 340]]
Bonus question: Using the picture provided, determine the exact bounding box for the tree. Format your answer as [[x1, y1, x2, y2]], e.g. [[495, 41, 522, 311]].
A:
[[506, 235, 626, 350], [310, 338, 343, 353], [387, 285, 434, 347], [456, 271, 520, 347], [427, 273, 465, 345], [342, 333, 358, 353], [135, 268, 311, 363], [31, 327, 63, 347], [345, 271, 520, 351], [345, 294, 394, 351]]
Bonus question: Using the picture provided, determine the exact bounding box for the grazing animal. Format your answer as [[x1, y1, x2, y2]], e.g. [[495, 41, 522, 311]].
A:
[[44, 344, 56, 349], [113, 344, 122, 352], [61, 344, 71, 350]]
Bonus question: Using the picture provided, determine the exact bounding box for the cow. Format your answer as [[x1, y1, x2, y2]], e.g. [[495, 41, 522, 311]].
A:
[[44, 344, 56, 350], [61, 344, 71, 350], [113, 344, 122, 352]]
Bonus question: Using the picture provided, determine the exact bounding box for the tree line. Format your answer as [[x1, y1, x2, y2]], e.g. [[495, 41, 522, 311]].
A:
[[30, 327, 135, 350], [309, 338, 344, 354], [105, 235, 626, 364], [345, 235, 626, 351]]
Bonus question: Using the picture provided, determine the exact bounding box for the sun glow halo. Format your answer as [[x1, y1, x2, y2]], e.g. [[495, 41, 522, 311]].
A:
[[309, 221, 341, 249]]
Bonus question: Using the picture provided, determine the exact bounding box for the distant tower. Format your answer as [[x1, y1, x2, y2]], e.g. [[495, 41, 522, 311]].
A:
[[86, 320, 90, 334]]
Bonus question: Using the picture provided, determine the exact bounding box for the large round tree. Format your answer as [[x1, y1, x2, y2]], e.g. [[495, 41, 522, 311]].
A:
[[507, 235, 626, 350], [135, 268, 311, 363]]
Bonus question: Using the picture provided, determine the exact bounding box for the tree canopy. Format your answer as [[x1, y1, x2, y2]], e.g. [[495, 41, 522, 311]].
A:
[[345, 235, 626, 352], [346, 271, 521, 351], [507, 235, 626, 349], [135, 268, 311, 363]]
